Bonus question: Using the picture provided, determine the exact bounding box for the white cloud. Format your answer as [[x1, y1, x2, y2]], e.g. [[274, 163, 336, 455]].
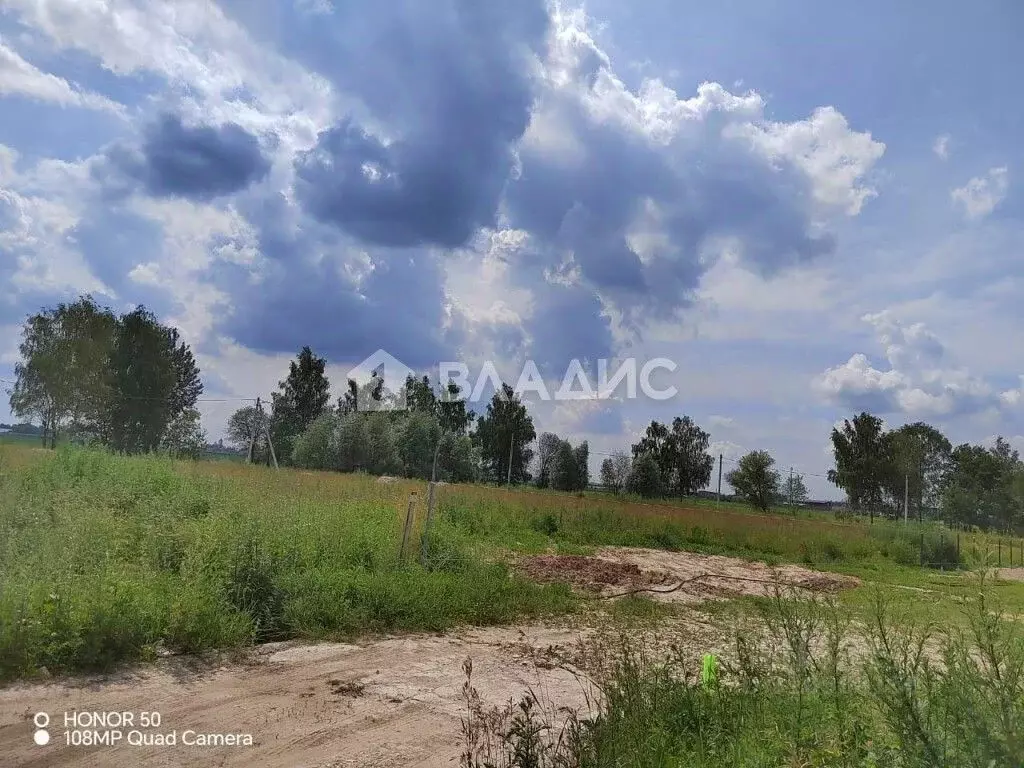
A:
[[0, 172, 110, 300], [951, 166, 1009, 220], [932, 133, 950, 160], [814, 311, 1022, 418], [0, 38, 125, 115], [735, 106, 886, 216], [709, 440, 744, 462], [2, 0, 335, 154]]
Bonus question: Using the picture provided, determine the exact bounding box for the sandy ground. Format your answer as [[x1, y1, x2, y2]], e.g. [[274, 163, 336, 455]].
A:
[[0, 547, 854, 768], [517, 546, 860, 603]]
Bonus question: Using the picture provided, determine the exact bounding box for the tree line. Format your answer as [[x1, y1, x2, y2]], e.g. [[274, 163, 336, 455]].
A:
[[254, 349, 1024, 533], [8, 299, 1023, 532], [8, 297, 205, 457], [827, 412, 1024, 532]]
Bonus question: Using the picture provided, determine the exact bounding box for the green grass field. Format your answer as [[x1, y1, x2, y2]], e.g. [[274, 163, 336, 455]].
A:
[[2, 443, 1023, 684]]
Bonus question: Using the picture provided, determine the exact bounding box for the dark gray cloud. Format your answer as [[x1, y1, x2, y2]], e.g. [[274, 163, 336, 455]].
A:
[[104, 114, 270, 201], [288, 0, 549, 247], [75, 4, 879, 379], [505, 92, 836, 336], [524, 281, 614, 376], [210, 193, 453, 368]]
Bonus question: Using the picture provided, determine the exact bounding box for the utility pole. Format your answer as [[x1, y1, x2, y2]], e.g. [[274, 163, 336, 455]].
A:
[[248, 397, 278, 469], [716, 454, 723, 509], [506, 427, 516, 486], [789, 467, 794, 509]]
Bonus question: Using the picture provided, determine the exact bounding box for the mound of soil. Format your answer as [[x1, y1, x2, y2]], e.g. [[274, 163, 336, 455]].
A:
[[516, 554, 671, 592], [515, 548, 859, 603]]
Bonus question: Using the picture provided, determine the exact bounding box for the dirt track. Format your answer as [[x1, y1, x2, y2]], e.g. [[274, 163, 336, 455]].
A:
[[0, 625, 604, 768], [0, 548, 855, 767]]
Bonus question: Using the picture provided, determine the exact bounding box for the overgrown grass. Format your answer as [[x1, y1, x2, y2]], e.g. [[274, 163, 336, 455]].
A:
[[439, 483, 980, 571], [2, 443, 1021, 683], [464, 579, 1024, 767], [0, 446, 572, 680]]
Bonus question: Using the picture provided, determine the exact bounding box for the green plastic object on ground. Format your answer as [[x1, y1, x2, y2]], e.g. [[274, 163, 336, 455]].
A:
[[700, 653, 719, 691]]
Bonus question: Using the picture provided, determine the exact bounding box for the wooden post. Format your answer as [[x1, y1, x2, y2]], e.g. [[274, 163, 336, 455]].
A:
[[716, 454, 723, 509], [419, 482, 437, 566], [400, 492, 417, 562]]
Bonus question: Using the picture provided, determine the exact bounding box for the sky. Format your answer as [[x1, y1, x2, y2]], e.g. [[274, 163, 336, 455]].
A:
[[1, 0, 1022, 499]]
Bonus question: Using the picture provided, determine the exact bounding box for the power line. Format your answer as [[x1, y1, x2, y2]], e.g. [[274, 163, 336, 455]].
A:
[[0, 377, 257, 403]]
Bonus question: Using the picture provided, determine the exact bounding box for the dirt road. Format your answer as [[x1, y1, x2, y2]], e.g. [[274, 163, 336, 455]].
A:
[[1, 624, 607, 768]]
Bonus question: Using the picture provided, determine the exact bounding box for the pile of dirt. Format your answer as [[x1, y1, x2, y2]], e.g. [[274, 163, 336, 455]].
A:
[[515, 548, 860, 603], [516, 554, 672, 592]]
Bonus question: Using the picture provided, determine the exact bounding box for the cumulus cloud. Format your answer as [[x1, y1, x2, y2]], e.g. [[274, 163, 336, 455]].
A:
[[499, 8, 884, 365], [814, 310, 1021, 417], [103, 114, 271, 201], [952, 166, 1009, 220], [0, 38, 124, 115], [0, 149, 111, 322], [932, 133, 950, 160], [292, 1, 549, 248], [0, 0, 333, 133], [3, 0, 887, 387], [210, 192, 453, 368]]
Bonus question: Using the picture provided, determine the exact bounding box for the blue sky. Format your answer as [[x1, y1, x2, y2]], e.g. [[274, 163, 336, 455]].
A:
[[1, 0, 1021, 498]]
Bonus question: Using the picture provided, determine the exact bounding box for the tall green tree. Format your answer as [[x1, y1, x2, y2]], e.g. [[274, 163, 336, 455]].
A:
[[630, 416, 713, 495], [9, 296, 117, 447], [291, 412, 341, 471], [270, 346, 331, 465], [631, 421, 672, 481], [827, 412, 893, 517], [780, 472, 810, 505], [547, 438, 589, 492], [437, 381, 476, 435], [396, 410, 442, 479], [942, 438, 1022, 531], [226, 405, 264, 456], [887, 422, 952, 519], [600, 451, 632, 493], [165, 327, 203, 420], [726, 450, 781, 513], [573, 440, 590, 490], [626, 452, 663, 498], [160, 407, 206, 459], [337, 379, 359, 416], [106, 308, 180, 454], [11, 298, 200, 454], [666, 416, 714, 494], [473, 384, 536, 484], [403, 374, 438, 415], [534, 432, 563, 488]]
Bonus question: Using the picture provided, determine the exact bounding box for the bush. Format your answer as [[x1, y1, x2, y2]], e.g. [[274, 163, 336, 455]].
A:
[[291, 413, 340, 470], [625, 453, 662, 498]]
